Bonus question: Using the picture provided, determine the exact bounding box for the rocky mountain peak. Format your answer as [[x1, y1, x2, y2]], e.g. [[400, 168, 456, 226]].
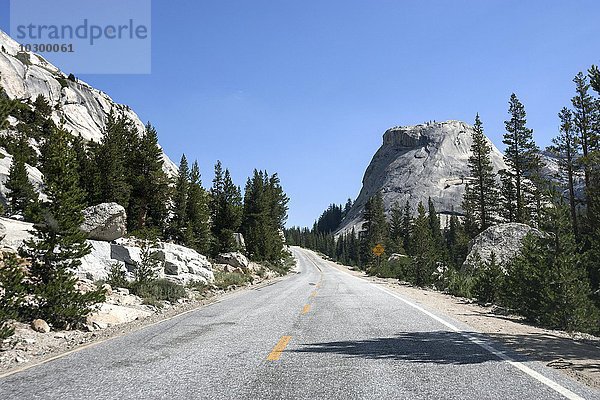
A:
[[337, 120, 507, 236]]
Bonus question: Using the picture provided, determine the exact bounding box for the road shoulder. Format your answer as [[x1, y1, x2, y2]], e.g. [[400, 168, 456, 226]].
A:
[[314, 251, 600, 391]]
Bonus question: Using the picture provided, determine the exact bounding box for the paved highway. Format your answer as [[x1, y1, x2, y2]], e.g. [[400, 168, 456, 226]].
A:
[[1, 247, 598, 399]]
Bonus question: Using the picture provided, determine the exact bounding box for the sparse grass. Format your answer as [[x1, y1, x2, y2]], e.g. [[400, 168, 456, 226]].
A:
[[186, 279, 209, 294], [213, 271, 252, 290], [130, 279, 186, 304]]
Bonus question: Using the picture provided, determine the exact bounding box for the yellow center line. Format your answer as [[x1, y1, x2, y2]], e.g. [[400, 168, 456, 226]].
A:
[[310, 290, 318, 298], [267, 336, 292, 361], [302, 304, 311, 314]]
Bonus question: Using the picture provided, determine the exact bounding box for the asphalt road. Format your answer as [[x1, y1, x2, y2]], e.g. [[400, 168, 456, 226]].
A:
[[1, 247, 598, 400]]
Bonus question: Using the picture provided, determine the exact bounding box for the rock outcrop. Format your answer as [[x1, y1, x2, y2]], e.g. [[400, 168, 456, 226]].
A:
[[337, 121, 507, 235], [463, 223, 544, 269], [80, 203, 127, 241], [0, 29, 177, 206], [216, 252, 251, 272], [80, 238, 214, 285], [0, 216, 214, 285]]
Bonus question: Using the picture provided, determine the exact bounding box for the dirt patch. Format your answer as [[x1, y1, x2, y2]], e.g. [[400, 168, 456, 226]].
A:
[[323, 255, 600, 391]]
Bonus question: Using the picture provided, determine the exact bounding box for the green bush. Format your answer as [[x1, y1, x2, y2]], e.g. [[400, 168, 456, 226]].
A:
[[369, 257, 412, 279], [106, 263, 128, 289], [131, 279, 186, 304], [444, 268, 475, 299], [213, 271, 252, 290]]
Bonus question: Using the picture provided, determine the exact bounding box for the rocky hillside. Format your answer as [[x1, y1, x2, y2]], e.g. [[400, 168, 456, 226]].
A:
[[0, 29, 177, 203], [337, 120, 507, 235]]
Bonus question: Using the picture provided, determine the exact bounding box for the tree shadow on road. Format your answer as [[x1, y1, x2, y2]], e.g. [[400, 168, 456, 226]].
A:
[[292, 331, 600, 371]]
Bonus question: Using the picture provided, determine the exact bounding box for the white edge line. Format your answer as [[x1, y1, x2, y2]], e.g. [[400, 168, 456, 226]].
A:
[[369, 282, 587, 400]]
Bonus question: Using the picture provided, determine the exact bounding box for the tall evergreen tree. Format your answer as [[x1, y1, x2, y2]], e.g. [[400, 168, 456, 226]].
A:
[[388, 201, 404, 254], [409, 202, 436, 286], [502, 93, 541, 224], [170, 154, 190, 244], [95, 112, 134, 206], [463, 114, 499, 232], [5, 137, 39, 221], [210, 161, 243, 254], [551, 108, 581, 237], [128, 123, 169, 233], [71, 134, 98, 206], [572, 72, 595, 196], [505, 202, 598, 332], [186, 161, 212, 255], [360, 193, 388, 268], [20, 126, 105, 329]]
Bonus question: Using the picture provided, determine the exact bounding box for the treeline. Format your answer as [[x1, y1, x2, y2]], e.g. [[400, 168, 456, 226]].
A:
[[0, 84, 289, 335], [287, 66, 600, 333]]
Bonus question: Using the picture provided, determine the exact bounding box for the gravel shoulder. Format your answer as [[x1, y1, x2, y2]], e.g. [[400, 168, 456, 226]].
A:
[[322, 256, 600, 391]]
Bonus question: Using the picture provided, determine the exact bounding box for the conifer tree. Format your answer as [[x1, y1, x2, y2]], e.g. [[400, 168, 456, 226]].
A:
[[551, 108, 580, 237], [360, 193, 388, 268], [20, 126, 105, 329], [505, 202, 598, 332], [241, 170, 289, 262], [0, 84, 13, 131], [5, 138, 39, 221], [401, 201, 412, 252], [186, 161, 212, 255], [463, 114, 499, 232], [127, 123, 169, 233], [572, 72, 595, 195], [170, 154, 190, 244], [388, 201, 405, 254], [502, 94, 541, 224], [210, 161, 243, 255], [0, 254, 27, 340], [409, 202, 436, 286], [95, 112, 133, 207]]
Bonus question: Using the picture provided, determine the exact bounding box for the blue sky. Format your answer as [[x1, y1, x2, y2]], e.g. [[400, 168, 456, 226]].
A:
[[1, 0, 599, 227]]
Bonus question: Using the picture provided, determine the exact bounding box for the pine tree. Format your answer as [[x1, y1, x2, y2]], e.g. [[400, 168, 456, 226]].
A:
[[360, 193, 388, 268], [186, 161, 212, 255], [0, 83, 14, 131], [551, 108, 581, 237], [170, 154, 190, 244], [463, 114, 499, 232], [95, 111, 134, 207], [445, 213, 470, 267], [505, 202, 598, 332], [502, 94, 542, 224], [388, 201, 405, 254], [127, 123, 169, 233], [72, 134, 99, 206], [241, 170, 289, 262], [473, 252, 504, 304], [210, 161, 242, 255], [20, 126, 105, 329], [409, 202, 436, 286], [0, 254, 27, 340], [5, 137, 39, 221], [401, 201, 412, 252], [572, 72, 595, 196]]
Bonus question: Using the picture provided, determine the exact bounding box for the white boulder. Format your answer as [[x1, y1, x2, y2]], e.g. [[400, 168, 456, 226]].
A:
[[80, 202, 127, 241], [216, 252, 250, 272], [86, 304, 151, 330], [463, 223, 545, 269], [156, 242, 214, 285]]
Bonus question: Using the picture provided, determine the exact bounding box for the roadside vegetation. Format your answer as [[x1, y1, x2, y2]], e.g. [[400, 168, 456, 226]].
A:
[[287, 66, 600, 335], [0, 79, 291, 340]]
